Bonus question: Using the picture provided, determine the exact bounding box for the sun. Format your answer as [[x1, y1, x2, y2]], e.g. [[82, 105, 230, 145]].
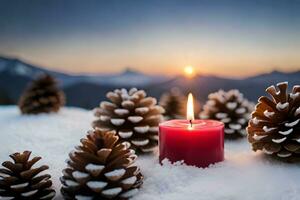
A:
[[184, 66, 195, 78]]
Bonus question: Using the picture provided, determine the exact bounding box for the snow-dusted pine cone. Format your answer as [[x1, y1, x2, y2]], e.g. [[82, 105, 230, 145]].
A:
[[19, 74, 65, 114], [200, 89, 254, 139], [93, 88, 164, 153], [248, 82, 300, 162], [61, 129, 143, 200], [159, 88, 186, 120], [0, 151, 56, 200]]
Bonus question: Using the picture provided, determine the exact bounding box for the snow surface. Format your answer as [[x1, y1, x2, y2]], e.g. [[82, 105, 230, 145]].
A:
[[0, 106, 300, 200]]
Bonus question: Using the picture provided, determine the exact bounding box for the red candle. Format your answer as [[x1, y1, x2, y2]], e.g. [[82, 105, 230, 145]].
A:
[[159, 93, 224, 168]]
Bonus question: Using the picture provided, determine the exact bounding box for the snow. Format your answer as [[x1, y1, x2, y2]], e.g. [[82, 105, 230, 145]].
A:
[[264, 110, 275, 118], [72, 171, 89, 180], [114, 109, 130, 116], [134, 126, 150, 133], [263, 126, 277, 133], [272, 137, 287, 144], [295, 107, 300, 116], [253, 134, 267, 140], [1, 106, 300, 200], [279, 128, 293, 135], [120, 189, 139, 198], [85, 164, 105, 176], [86, 181, 108, 191], [228, 123, 242, 130], [22, 190, 38, 197], [105, 169, 126, 181], [285, 119, 299, 127], [290, 92, 300, 99], [128, 116, 143, 123], [135, 107, 149, 115], [276, 102, 289, 110], [236, 107, 246, 114], [14, 63, 32, 76], [101, 187, 122, 197], [110, 118, 125, 126], [119, 131, 133, 138], [131, 139, 149, 146], [122, 176, 137, 185], [224, 129, 234, 134], [215, 113, 227, 119], [226, 102, 237, 110]]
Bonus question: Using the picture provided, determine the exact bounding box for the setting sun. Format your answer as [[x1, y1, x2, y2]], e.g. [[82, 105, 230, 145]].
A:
[[184, 66, 195, 78]]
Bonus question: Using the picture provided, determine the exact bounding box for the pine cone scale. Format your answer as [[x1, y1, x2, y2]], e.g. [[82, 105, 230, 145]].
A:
[[284, 143, 300, 152], [0, 151, 56, 199], [248, 83, 300, 161], [2, 162, 23, 172], [201, 89, 253, 139], [61, 130, 143, 199], [19, 74, 65, 114], [31, 174, 51, 184], [21, 165, 49, 180], [93, 88, 164, 153]]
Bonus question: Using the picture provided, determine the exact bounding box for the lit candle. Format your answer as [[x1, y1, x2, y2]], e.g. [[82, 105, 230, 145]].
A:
[[159, 93, 224, 168]]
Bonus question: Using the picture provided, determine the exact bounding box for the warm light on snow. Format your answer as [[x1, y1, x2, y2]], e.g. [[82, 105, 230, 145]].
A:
[[1, 106, 300, 200]]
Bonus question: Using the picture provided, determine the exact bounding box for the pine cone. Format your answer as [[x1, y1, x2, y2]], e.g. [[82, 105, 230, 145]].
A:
[[248, 82, 300, 162], [0, 151, 56, 200], [92, 88, 164, 153], [60, 129, 143, 200], [19, 74, 65, 114], [200, 89, 254, 139], [159, 88, 186, 120]]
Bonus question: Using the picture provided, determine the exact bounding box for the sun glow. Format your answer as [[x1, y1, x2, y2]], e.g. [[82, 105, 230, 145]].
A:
[[184, 66, 195, 78]]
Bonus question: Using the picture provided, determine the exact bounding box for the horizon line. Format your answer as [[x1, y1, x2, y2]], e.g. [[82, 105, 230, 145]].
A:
[[0, 54, 299, 79]]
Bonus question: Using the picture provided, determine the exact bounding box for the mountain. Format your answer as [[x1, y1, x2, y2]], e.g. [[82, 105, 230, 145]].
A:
[[0, 56, 169, 107], [85, 68, 166, 86], [0, 55, 299, 109], [0, 56, 167, 86], [0, 56, 77, 85]]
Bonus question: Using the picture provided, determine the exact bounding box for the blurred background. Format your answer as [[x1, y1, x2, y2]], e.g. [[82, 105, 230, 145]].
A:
[[0, 0, 299, 108]]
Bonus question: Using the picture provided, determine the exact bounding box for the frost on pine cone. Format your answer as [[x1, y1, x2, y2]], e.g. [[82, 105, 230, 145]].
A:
[[200, 89, 254, 139], [248, 82, 300, 162], [0, 151, 56, 200], [159, 88, 185, 120], [61, 129, 143, 200], [93, 88, 164, 153], [19, 74, 65, 114]]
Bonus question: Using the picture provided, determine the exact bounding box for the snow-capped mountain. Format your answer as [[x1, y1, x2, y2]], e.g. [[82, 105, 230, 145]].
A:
[[0, 56, 78, 86], [0, 56, 167, 87], [0, 56, 170, 107], [85, 68, 167, 86]]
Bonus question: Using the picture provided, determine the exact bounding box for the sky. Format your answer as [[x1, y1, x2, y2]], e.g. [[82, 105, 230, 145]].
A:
[[0, 0, 300, 77]]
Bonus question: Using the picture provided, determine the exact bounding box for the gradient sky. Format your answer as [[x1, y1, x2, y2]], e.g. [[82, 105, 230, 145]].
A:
[[0, 0, 300, 77]]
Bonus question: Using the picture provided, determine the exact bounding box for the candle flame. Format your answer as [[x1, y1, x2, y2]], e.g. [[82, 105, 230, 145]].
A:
[[187, 93, 195, 123]]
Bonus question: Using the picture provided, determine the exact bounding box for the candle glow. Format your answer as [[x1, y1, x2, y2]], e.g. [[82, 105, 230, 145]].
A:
[[187, 93, 195, 129], [187, 93, 195, 124]]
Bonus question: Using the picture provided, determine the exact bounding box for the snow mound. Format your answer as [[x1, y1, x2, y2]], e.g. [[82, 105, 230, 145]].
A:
[[0, 106, 300, 200]]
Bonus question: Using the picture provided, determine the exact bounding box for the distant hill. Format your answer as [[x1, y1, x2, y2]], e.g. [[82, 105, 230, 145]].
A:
[[0, 56, 299, 109]]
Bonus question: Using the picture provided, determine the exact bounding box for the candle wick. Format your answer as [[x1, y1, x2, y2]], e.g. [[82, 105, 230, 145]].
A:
[[189, 120, 193, 128]]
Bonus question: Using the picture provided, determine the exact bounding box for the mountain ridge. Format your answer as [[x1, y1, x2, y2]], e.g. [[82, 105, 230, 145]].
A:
[[0, 56, 299, 109]]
